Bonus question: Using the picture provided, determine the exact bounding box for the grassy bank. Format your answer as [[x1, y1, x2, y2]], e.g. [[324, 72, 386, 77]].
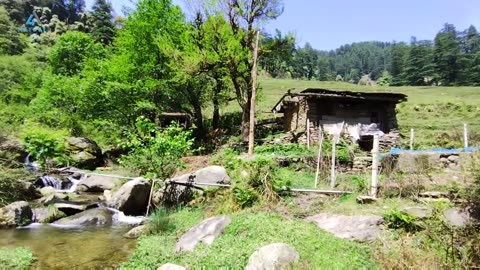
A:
[[0, 247, 35, 270], [123, 208, 376, 269]]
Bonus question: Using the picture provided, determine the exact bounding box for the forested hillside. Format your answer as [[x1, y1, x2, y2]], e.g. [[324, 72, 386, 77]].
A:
[[261, 24, 480, 86]]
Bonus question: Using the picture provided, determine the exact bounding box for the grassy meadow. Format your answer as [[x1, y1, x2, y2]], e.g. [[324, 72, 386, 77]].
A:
[[225, 78, 480, 149]]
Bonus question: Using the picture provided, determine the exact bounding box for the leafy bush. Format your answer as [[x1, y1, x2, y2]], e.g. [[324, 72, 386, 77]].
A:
[[119, 117, 194, 179], [0, 247, 35, 270], [384, 209, 422, 232], [22, 127, 68, 168]]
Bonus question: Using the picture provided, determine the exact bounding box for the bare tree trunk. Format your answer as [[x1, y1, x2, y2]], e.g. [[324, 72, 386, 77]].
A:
[[212, 83, 221, 130], [248, 31, 260, 157]]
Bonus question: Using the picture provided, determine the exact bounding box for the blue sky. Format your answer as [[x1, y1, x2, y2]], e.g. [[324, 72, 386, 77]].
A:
[[86, 0, 480, 50]]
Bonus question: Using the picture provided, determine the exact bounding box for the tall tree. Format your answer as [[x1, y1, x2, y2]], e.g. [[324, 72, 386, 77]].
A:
[[462, 25, 480, 85], [194, 0, 283, 141], [434, 23, 462, 85], [402, 38, 435, 86], [388, 42, 408, 85], [90, 0, 115, 45], [259, 29, 295, 78]]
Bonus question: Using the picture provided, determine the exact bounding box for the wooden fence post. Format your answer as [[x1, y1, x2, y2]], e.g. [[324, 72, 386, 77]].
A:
[[464, 123, 469, 148], [306, 119, 310, 148], [371, 134, 380, 198], [410, 128, 414, 150], [314, 125, 324, 188]]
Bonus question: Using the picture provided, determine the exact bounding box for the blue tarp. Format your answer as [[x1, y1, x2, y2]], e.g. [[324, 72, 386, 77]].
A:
[[387, 146, 480, 156]]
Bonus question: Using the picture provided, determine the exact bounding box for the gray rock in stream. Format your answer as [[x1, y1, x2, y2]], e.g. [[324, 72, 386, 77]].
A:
[[76, 174, 124, 192], [0, 201, 33, 228], [123, 225, 148, 239], [107, 178, 151, 216], [54, 202, 98, 216], [53, 208, 114, 226]]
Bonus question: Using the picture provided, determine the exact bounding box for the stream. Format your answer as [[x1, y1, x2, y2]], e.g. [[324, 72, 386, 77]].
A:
[[0, 224, 137, 268], [0, 166, 143, 268]]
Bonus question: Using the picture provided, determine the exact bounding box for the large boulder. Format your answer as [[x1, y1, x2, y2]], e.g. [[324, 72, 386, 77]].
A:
[[0, 135, 27, 164], [0, 201, 33, 228], [170, 166, 231, 185], [76, 174, 123, 192], [65, 137, 103, 170], [32, 207, 66, 223], [107, 178, 151, 216], [246, 243, 300, 270], [306, 213, 383, 242], [53, 208, 114, 226], [155, 166, 231, 207], [175, 216, 230, 252], [53, 202, 97, 216]]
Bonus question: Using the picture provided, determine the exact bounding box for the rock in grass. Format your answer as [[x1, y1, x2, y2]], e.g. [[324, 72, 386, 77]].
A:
[[157, 263, 187, 270], [107, 178, 151, 216], [356, 196, 377, 204], [401, 207, 432, 219], [0, 201, 33, 228], [246, 243, 300, 270], [175, 216, 231, 252], [443, 208, 471, 228], [306, 213, 383, 242], [123, 225, 148, 239]]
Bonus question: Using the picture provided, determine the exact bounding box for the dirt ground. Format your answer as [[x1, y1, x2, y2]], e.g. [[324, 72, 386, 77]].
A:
[[175, 155, 212, 176]]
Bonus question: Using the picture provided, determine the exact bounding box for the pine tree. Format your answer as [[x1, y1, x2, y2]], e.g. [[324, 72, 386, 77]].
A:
[[90, 0, 115, 45], [434, 23, 462, 85], [402, 38, 435, 86], [462, 25, 480, 84], [389, 42, 408, 85]]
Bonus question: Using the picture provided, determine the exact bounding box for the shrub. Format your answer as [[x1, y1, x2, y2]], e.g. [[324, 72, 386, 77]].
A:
[[119, 117, 194, 179], [22, 126, 68, 169], [0, 247, 35, 270], [147, 208, 176, 235], [384, 209, 422, 233]]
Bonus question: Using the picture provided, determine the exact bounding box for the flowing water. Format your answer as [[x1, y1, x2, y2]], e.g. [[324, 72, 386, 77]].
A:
[[0, 224, 137, 269]]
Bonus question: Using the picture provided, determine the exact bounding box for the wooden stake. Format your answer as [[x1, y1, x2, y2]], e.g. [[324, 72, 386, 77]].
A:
[[330, 122, 344, 189], [248, 31, 260, 158], [371, 134, 380, 198], [314, 125, 324, 188], [306, 119, 310, 148], [410, 128, 414, 150], [330, 140, 336, 189], [464, 123, 468, 148], [145, 178, 155, 217]]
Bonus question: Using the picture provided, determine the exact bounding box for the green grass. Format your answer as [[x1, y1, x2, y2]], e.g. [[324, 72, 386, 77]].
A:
[[239, 78, 480, 149], [0, 247, 35, 270], [123, 208, 376, 269]]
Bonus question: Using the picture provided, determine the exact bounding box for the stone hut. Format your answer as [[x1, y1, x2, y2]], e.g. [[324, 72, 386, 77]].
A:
[[272, 88, 407, 151]]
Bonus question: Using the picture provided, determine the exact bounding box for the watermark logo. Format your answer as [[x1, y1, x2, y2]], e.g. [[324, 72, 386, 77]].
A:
[[18, 12, 46, 34]]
